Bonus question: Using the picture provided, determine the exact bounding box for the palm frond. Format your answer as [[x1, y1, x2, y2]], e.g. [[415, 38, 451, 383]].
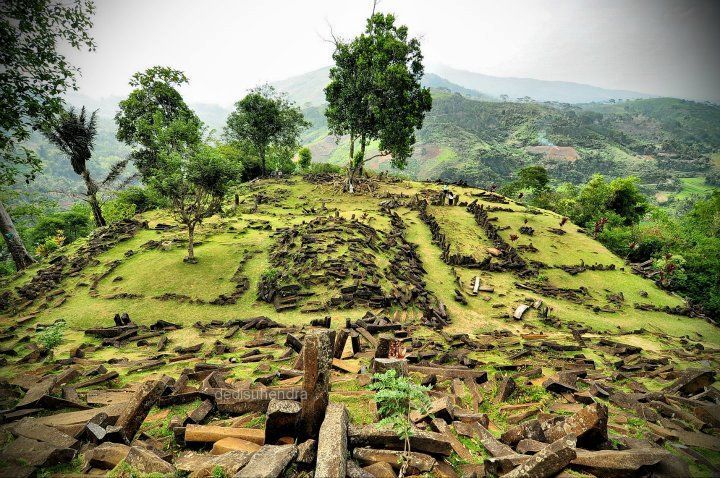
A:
[[101, 159, 130, 186]]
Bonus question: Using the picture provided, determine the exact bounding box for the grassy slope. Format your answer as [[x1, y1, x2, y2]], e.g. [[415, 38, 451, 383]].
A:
[[2, 176, 719, 475], [3, 177, 715, 345]]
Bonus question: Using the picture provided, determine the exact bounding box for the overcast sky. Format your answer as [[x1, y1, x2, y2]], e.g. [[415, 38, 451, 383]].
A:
[[63, 0, 720, 106]]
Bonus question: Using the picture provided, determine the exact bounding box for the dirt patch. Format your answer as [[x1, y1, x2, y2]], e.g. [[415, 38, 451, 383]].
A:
[[526, 146, 580, 162]]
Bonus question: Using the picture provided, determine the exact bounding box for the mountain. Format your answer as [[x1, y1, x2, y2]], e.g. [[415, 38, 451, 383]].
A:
[[271, 66, 332, 107], [431, 65, 654, 104], [271, 65, 655, 107], [1, 175, 717, 477]]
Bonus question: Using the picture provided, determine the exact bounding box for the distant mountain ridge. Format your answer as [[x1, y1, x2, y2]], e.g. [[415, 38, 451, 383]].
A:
[[270, 65, 655, 107], [432, 65, 654, 104]]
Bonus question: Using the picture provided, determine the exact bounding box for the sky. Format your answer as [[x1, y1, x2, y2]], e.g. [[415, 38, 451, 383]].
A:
[[63, 0, 720, 106]]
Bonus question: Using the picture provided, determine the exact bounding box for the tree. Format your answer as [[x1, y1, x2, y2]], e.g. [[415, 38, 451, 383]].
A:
[[298, 147, 312, 170], [42, 107, 107, 227], [148, 137, 241, 263], [224, 85, 309, 177], [516, 165, 550, 192], [0, 0, 95, 271], [325, 12, 432, 191], [115, 66, 202, 177]]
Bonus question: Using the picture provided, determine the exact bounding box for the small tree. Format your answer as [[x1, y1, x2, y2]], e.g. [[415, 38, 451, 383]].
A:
[[369, 370, 431, 477], [516, 165, 550, 192], [298, 147, 312, 170], [224, 85, 309, 177], [149, 138, 241, 263], [325, 12, 432, 191]]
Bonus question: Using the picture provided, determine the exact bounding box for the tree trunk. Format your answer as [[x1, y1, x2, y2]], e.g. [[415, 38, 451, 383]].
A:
[[260, 150, 266, 177], [0, 199, 35, 271], [185, 223, 196, 263], [82, 170, 106, 228]]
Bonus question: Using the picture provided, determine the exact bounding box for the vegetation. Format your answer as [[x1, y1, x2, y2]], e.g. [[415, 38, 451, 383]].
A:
[[298, 147, 312, 170], [43, 106, 111, 227], [369, 370, 432, 476], [115, 66, 203, 178], [0, 0, 96, 271], [517, 167, 719, 317], [224, 85, 309, 176], [37, 321, 66, 350], [325, 11, 432, 190]]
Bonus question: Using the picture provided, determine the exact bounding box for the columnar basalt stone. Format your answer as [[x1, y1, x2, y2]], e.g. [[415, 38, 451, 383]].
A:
[[113, 375, 173, 444], [371, 358, 408, 377], [265, 399, 301, 445], [500, 435, 577, 478], [235, 444, 298, 478], [299, 329, 332, 439], [315, 403, 348, 478]]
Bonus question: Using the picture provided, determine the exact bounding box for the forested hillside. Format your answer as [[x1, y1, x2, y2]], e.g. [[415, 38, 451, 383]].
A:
[[304, 91, 720, 198]]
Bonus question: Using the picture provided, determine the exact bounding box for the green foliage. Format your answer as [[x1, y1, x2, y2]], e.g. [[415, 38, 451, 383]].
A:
[[298, 147, 312, 170], [101, 198, 137, 224], [115, 66, 202, 178], [113, 186, 168, 213], [28, 205, 92, 247], [211, 466, 227, 478], [517, 165, 549, 191], [0, 0, 96, 186], [148, 139, 242, 261], [42, 105, 107, 227], [325, 11, 432, 181], [306, 162, 342, 175], [37, 321, 66, 350], [369, 370, 432, 452], [224, 84, 309, 176]]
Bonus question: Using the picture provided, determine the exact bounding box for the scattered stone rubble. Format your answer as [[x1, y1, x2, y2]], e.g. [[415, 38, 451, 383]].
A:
[[0, 306, 717, 477]]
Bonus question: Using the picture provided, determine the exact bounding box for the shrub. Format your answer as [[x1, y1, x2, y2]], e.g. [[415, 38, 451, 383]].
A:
[[114, 186, 168, 213], [298, 147, 312, 170], [102, 198, 137, 224], [369, 369, 431, 469], [37, 321, 66, 350], [305, 162, 342, 175]]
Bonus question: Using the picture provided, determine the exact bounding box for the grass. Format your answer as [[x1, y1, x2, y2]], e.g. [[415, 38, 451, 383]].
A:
[[1, 175, 716, 390], [674, 177, 715, 201]]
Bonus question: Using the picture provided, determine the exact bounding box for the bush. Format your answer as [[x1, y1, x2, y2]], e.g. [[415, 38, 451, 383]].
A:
[[305, 162, 342, 175], [114, 186, 168, 213], [102, 198, 137, 224], [369, 370, 431, 455], [29, 207, 91, 248], [298, 147, 312, 170], [37, 321, 66, 350]]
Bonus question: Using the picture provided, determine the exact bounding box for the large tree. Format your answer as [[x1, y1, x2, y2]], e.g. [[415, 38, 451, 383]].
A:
[[43, 106, 107, 227], [115, 66, 202, 177], [224, 85, 309, 177], [325, 12, 432, 191], [0, 0, 95, 270]]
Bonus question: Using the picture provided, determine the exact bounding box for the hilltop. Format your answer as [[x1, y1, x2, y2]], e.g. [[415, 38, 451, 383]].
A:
[[0, 176, 718, 476]]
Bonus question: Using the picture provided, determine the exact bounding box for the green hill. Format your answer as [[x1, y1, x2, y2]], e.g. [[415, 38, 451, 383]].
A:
[[1, 175, 718, 476], [305, 93, 720, 199]]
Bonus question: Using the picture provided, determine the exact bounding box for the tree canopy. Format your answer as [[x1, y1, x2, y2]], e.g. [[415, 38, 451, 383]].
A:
[[325, 11, 432, 188], [43, 106, 107, 227], [224, 85, 309, 176], [115, 66, 202, 179], [0, 0, 96, 186]]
